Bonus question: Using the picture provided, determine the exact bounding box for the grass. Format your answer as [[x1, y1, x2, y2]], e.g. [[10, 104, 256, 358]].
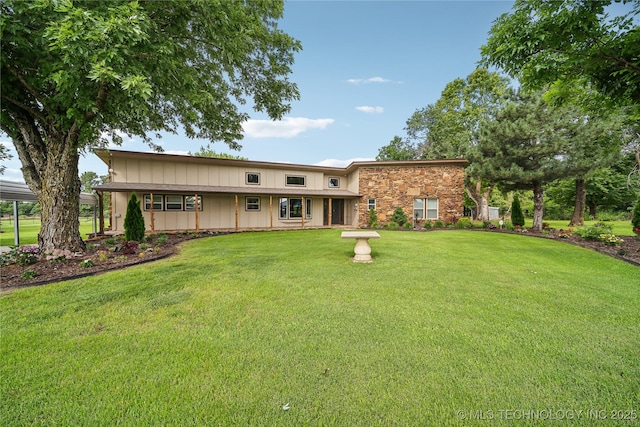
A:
[[542, 219, 635, 236], [0, 217, 96, 246], [1, 230, 638, 426]]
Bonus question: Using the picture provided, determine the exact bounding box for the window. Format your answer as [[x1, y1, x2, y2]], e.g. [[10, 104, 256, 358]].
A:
[[414, 198, 438, 220], [278, 197, 312, 219], [328, 177, 340, 188], [286, 175, 306, 186], [368, 198, 376, 211], [144, 194, 163, 211], [185, 195, 203, 211], [246, 173, 260, 185], [246, 196, 261, 211], [165, 195, 184, 211], [305, 198, 312, 219], [279, 198, 288, 219], [426, 198, 438, 219]]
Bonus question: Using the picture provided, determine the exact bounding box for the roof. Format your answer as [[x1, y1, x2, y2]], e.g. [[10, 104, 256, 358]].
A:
[[93, 149, 469, 173], [0, 180, 98, 205], [94, 182, 361, 198]]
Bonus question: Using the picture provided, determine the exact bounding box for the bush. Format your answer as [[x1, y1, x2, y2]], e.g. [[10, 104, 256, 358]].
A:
[[575, 223, 613, 241], [403, 222, 413, 229], [455, 217, 473, 229], [8, 245, 41, 266], [433, 220, 445, 228], [156, 233, 169, 245], [368, 208, 379, 228], [390, 207, 408, 226], [124, 193, 145, 242], [423, 221, 432, 229], [632, 195, 640, 236], [386, 221, 400, 230], [511, 195, 525, 227]]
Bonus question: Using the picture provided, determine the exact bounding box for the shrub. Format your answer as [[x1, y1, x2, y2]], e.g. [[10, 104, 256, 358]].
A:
[[79, 259, 94, 268], [120, 241, 139, 255], [124, 193, 145, 242], [455, 217, 473, 229], [433, 220, 445, 228], [390, 207, 408, 226], [423, 221, 432, 229], [600, 234, 623, 246], [386, 221, 399, 230], [21, 269, 38, 279], [403, 221, 413, 229], [576, 223, 613, 241], [45, 249, 74, 262], [10, 245, 41, 266], [368, 208, 378, 228], [632, 195, 640, 236], [511, 195, 525, 227], [156, 233, 169, 245]]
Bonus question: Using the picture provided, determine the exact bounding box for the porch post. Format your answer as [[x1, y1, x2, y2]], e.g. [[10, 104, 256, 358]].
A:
[[194, 193, 199, 232], [98, 191, 105, 235], [13, 201, 19, 246], [149, 192, 155, 233], [235, 194, 239, 231], [328, 198, 333, 227], [301, 197, 305, 229], [269, 196, 273, 229]]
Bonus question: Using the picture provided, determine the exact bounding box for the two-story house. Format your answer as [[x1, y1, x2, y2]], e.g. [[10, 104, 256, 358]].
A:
[[93, 149, 467, 233]]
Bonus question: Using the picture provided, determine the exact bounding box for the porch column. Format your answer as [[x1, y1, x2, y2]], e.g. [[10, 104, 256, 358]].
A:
[[194, 193, 199, 232], [269, 196, 273, 229], [328, 198, 333, 227], [235, 194, 239, 231], [98, 191, 105, 235], [149, 192, 155, 233], [13, 201, 19, 246], [301, 197, 305, 229]]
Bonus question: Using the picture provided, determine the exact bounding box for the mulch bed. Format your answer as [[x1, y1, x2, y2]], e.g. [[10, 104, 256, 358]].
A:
[[1, 228, 638, 293]]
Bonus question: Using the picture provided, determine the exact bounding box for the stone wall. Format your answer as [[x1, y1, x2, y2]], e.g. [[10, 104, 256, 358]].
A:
[[357, 165, 466, 227]]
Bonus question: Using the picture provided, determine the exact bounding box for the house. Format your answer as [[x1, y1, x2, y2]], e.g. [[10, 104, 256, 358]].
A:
[[93, 149, 468, 234]]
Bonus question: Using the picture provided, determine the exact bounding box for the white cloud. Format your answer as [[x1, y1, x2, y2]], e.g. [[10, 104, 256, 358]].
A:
[[314, 157, 375, 168], [346, 76, 396, 85], [355, 106, 384, 114], [242, 117, 334, 138]]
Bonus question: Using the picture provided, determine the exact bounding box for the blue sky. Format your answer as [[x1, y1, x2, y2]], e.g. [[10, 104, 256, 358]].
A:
[[1, 0, 515, 181]]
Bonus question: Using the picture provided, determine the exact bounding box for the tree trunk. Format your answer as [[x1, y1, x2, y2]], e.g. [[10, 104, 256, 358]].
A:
[[36, 147, 85, 252], [532, 180, 545, 232], [588, 203, 597, 219], [569, 178, 586, 226], [466, 179, 493, 222], [11, 114, 86, 253]]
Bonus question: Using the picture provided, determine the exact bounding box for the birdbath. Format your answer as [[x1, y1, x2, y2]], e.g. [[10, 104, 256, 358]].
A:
[[341, 231, 381, 263]]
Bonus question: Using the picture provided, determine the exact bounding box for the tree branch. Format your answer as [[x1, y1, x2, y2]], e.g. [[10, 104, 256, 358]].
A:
[[4, 64, 55, 118], [1, 95, 48, 123]]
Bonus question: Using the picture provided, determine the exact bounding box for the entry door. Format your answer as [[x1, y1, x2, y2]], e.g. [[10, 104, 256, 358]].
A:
[[323, 198, 345, 225]]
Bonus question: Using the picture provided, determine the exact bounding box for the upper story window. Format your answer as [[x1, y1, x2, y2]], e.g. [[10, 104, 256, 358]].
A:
[[246, 172, 260, 185], [286, 175, 306, 186], [328, 177, 340, 188]]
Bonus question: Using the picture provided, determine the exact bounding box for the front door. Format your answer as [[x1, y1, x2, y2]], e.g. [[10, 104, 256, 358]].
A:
[[323, 198, 345, 225]]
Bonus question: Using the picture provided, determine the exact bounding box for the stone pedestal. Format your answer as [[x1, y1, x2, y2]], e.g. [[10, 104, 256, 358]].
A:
[[341, 231, 381, 263]]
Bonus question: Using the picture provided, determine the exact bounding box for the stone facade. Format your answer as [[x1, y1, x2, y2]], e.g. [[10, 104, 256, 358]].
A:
[[357, 165, 466, 227]]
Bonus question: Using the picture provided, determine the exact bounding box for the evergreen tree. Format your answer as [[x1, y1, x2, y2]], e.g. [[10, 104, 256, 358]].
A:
[[124, 193, 145, 242], [471, 91, 573, 231], [632, 195, 640, 236], [511, 195, 525, 227], [390, 207, 408, 226]]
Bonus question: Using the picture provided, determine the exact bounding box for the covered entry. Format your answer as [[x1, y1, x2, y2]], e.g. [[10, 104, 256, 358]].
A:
[[323, 198, 345, 225]]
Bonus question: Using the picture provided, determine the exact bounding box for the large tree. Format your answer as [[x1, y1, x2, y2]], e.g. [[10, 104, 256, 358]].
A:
[[1, 0, 300, 251], [472, 91, 575, 231], [481, 0, 640, 109], [395, 68, 510, 220]]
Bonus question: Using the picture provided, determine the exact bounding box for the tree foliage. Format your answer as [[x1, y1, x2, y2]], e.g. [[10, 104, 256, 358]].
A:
[[189, 144, 248, 160], [472, 91, 575, 231], [124, 193, 145, 242], [481, 0, 640, 116], [376, 136, 417, 161], [632, 194, 640, 235], [1, 0, 300, 251]]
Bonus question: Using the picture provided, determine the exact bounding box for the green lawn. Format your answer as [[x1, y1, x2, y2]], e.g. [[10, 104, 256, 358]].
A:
[[0, 217, 96, 246], [1, 230, 638, 426]]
